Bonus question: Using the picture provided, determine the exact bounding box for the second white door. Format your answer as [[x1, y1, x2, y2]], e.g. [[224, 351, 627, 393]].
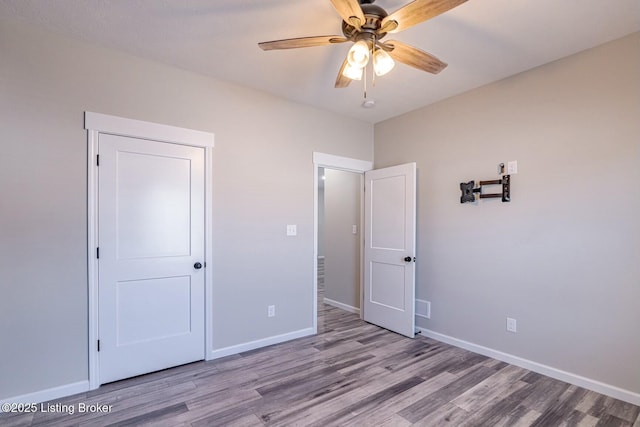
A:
[[98, 133, 205, 384], [363, 163, 416, 338]]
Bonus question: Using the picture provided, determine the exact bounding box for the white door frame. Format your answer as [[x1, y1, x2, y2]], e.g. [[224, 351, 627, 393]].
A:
[[85, 112, 214, 390], [312, 152, 372, 333]]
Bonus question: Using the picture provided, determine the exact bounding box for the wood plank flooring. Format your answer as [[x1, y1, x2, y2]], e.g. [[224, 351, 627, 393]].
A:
[[2, 303, 639, 426]]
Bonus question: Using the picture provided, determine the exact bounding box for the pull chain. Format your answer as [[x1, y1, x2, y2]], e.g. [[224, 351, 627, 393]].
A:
[[371, 43, 376, 88], [363, 61, 368, 100], [372, 58, 376, 87]]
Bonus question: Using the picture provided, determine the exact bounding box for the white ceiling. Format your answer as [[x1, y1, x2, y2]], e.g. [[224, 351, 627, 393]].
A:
[[1, 0, 638, 123]]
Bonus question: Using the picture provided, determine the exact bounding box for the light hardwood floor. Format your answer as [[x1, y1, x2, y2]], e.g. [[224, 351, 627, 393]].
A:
[[2, 303, 639, 426]]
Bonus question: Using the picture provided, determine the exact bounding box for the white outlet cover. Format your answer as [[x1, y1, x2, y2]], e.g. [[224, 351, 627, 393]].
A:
[[507, 160, 518, 174], [506, 317, 517, 333], [286, 225, 297, 236]]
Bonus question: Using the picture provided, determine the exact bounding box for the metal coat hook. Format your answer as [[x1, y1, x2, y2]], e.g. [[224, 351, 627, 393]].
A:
[[460, 175, 510, 203]]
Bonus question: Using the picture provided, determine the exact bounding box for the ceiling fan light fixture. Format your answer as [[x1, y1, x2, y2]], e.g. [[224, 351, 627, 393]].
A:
[[373, 48, 395, 76], [258, 0, 467, 90], [342, 62, 364, 80], [347, 40, 370, 68]]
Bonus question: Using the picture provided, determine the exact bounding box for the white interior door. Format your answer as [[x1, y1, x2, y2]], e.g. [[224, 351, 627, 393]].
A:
[[98, 133, 205, 384], [364, 163, 416, 338]]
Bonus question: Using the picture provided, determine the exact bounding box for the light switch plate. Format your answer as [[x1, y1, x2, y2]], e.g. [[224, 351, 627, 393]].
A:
[[507, 160, 518, 174], [286, 225, 297, 236]]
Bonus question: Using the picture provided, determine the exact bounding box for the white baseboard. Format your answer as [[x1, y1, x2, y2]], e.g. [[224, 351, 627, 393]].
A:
[[0, 381, 90, 412], [207, 327, 315, 361], [416, 327, 640, 406], [324, 298, 360, 315]]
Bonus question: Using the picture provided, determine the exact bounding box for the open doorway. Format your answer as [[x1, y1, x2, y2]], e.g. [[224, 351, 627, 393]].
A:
[[312, 153, 372, 333], [313, 153, 417, 338], [318, 167, 362, 314]]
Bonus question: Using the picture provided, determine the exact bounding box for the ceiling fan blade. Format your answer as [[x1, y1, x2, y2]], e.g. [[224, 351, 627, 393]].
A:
[[335, 58, 353, 88], [381, 0, 468, 33], [329, 0, 366, 29], [381, 40, 447, 74], [259, 36, 348, 51]]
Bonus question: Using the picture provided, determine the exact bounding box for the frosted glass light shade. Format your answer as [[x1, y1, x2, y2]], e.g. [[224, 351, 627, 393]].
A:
[[342, 63, 363, 80], [373, 49, 395, 76], [347, 41, 370, 69]]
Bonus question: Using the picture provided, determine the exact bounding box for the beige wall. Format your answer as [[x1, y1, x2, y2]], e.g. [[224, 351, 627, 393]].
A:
[[0, 20, 373, 400], [1, 15, 638, 404], [323, 169, 361, 309], [375, 33, 640, 395]]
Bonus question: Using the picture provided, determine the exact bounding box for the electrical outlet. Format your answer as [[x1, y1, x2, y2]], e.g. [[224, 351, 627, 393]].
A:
[[507, 160, 518, 174], [268, 305, 276, 317], [506, 317, 517, 333], [286, 225, 297, 236]]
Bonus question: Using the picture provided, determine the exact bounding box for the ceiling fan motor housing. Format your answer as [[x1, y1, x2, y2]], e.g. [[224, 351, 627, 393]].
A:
[[342, 2, 389, 45]]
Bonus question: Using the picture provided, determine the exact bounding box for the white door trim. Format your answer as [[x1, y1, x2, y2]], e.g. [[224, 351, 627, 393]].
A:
[[85, 112, 214, 390], [312, 152, 372, 333]]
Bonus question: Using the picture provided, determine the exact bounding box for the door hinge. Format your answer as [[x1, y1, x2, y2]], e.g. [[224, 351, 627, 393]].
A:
[[97, 340, 100, 352], [96, 154, 99, 166], [96, 247, 99, 259]]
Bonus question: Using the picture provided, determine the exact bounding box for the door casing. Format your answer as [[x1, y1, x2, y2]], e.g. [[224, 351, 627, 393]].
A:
[[85, 112, 214, 390]]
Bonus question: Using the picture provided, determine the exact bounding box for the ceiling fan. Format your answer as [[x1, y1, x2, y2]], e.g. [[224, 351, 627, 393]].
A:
[[258, 0, 468, 88]]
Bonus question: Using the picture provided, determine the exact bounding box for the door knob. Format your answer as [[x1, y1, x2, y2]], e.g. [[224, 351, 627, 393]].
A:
[[194, 262, 203, 270], [404, 256, 413, 262]]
